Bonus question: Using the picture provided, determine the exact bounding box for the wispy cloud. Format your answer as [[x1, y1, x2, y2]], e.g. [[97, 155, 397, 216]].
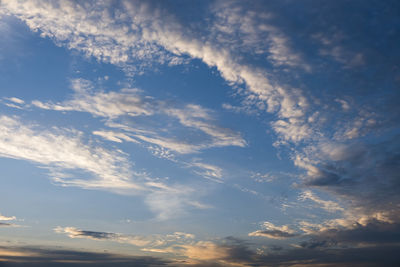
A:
[[299, 190, 343, 213], [92, 130, 140, 144], [32, 79, 154, 118], [0, 112, 217, 219], [31, 79, 246, 155], [55, 226, 195, 251], [187, 160, 223, 182], [0, 115, 142, 192]]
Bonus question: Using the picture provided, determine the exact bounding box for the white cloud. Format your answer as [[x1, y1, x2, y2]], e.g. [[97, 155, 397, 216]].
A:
[[0, 115, 143, 192], [32, 79, 246, 154], [209, 1, 310, 71], [2, 97, 25, 109], [144, 186, 194, 220], [335, 99, 351, 111], [165, 104, 247, 149], [0, 0, 180, 74], [2, 0, 308, 116], [299, 190, 344, 213], [0, 213, 16, 221], [133, 134, 199, 154], [4, 97, 24, 105], [0, 116, 210, 219], [32, 79, 154, 118], [3, 1, 315, 148], [92, 130, 139, 144], [188, 161, 223, 182]]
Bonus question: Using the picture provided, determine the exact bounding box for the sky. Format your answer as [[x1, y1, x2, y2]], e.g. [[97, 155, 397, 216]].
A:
[[0, 0, 399, 266]]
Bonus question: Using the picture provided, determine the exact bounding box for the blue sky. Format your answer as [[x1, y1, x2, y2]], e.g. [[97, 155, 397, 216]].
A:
[[0, 0, 399, 266]]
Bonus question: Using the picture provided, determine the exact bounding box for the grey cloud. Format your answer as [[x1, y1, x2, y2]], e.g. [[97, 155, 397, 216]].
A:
[[1, 234, 399, 267], [181, 237, 400, 267], [0, 246, 169, 267], [309, 220, 400, 246], [304, 135, 400, 219], [67, 229, 117, 240]]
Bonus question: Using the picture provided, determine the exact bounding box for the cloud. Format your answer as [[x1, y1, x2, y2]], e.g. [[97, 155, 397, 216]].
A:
[[0, 245, 170, 266], [299, 190, 343, 213], [187, 161, 223, 182], [0, 222, 14, 227], [0, 213, 16, 221], [3, 1, 399, 260], [291, 134, 400, 252], [4, 97, 24, 104], [3, 241, 398, 267], [0, 0, 181, 74], [0, 114, 213, 219], [249, 221, 297, 239], [302, 220, 400, 249], [164, 104, 247, 149], [93, 130, 140, 144], [55, 226, 195, 250], [144, 189, 193, 220], [31, 79, 246, 155], [32, 79, 155, 118], [150, 236, 400, 266], [298, 135, 400, 222], [2, 0, 313, 129], [208, 1, 310, 71], [1, 96, 26, 109], [0, 115, 143, 192]]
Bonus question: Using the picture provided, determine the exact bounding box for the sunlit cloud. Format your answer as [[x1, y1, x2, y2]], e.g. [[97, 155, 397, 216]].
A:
[[0, 213, 16, 221], [249, 221, 297, 239], [55, 226, 195, 251]]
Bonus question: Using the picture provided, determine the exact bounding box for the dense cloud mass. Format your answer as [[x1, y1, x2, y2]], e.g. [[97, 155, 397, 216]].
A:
[[0, 242, 399, 267], [0, 246, 170, 267], [0, 0, 399, 266]]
